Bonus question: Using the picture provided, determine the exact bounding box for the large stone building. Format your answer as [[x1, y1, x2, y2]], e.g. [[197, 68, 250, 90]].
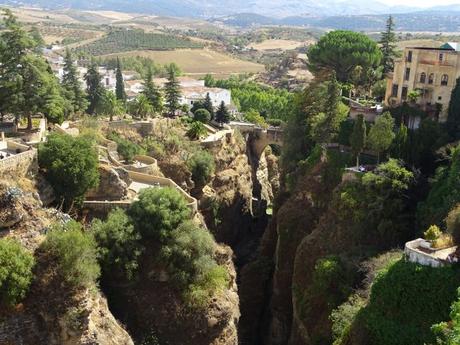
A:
[[385, 42, 460, 121]]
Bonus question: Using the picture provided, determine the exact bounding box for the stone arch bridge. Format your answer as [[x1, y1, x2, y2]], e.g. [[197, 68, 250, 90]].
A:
[[228, 122, 283, 158]]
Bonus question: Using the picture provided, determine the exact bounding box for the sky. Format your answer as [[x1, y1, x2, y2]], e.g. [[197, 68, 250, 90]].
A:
[[380, 0, 460, 7]]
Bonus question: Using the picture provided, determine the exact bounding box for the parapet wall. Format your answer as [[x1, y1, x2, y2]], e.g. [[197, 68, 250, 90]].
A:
[[0, 149, 37, 177], [127, 170, 198, 213], [405, 238, 445, 268]]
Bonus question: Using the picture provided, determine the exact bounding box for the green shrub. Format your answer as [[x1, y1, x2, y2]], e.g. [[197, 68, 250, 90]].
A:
[[142, 137, 166, 160], [0, 239, 35, 306], [187, 121, 207, 140], [193, 108, 211, 123], [92, 208, 143, 280], [432, 288, 460, 344], [41, 221, 100, 288], [424, 225, 442, 242], [160, 221, 228, 308], [128, 187, 190, 242], [108, 132, 142, 163], [38, 133, 99, 207], [355, 260, 460, 345], [187, 150, 215, 187]]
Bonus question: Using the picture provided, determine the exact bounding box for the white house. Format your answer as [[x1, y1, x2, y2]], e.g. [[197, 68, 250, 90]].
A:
[[180, 87, 231, 108]]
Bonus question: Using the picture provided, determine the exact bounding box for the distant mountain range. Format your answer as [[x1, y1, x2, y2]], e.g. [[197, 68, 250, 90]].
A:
[[2, 0, 460, 31], [1, 0, 456, 17], [212, 10, 460, 32]]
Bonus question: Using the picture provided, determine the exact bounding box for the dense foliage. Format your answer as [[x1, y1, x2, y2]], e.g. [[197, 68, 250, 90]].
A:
[[75, 29, 202, 56], [351, 260, 460, 345], [108, 131, 143, 163], [307, 30, 382, 84], [187, 150, 215, 187], [38, 133, 99, 207], [128, 187, 191, 241], [92, 208, 143, 280], [160, 221, 228, 307], [0, 239, 35, 306], [205, 75, 294, 121], [41, 221, 100, 288]]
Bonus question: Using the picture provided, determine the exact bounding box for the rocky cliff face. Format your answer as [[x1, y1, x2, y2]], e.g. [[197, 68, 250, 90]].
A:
[[105, 244, 240, 345], [0, 179, 134, 345]]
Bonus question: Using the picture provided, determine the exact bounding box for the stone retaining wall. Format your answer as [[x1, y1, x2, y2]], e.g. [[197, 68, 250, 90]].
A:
[[0, 143, 37, 177]]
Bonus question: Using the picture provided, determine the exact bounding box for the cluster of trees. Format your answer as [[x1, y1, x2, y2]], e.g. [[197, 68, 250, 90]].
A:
[[0, 10, 68, 127], [93, 187, 228, 307], [96, 56, 182, 79], [205, 74, 294, 121], [307, 16, 399, 99], [0, 186, 228, 310], [75, 29, 202, 56]]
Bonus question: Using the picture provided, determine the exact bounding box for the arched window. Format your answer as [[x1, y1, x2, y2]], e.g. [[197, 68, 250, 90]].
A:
[[420, 72, 426, 83], [441, 74, 449, 86], [428, 73, 434, 84]]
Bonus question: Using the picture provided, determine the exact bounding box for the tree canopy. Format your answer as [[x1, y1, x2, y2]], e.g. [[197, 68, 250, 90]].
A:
[[38, 132, 99, 207], [307, 30, 382, 84]]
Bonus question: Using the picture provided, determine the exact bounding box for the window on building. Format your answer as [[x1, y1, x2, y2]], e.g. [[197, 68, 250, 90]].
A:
[[441, 74, 449, 86], [407, 50, 412, 62], [402, 86, 408, 100], [439, 53, 444, 62], [438, 96, 443, 101], [428, 73, 434, 84], [420, 72, 426, 83], [391, 84, 399, 97], [405, 68, 411, 81]]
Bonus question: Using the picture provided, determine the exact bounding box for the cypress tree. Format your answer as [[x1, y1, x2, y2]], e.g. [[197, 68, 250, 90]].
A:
[[62, 48, 88, 114], [84, 60, 105, 115], [447, 77, 460, 138], [115, 57, 126, 101], [203, 92, 214, 119], [215, 101, 230, 124], [142, 67, 163, 115], [164, 66, 181, 117], [379, 16, 398, 74], [350, 114, 366, 167]]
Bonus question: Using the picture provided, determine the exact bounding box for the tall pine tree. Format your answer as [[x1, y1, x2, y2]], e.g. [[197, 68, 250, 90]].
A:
[[85, 60, 105, 115], [447, 77, 460, 138], [379, 16, 398, 74], [215, 101, 230, 124], [115, 57, 126, 102], [203, 92, 215, 119], [62, 48, 88, 114], [142, 67, 163, 115], [350, 114, 366, 167], [164, 66, 181, 117]]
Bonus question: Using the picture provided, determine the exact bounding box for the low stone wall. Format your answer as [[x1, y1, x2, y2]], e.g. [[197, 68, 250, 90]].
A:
[[122, 155, 159, 175], [108, 120, 154, 135], [405, 238, 445, 268], [83, 171, 198, 215], [0, 149, 37, 177], [201, 130, 233, 149], [127, 171, 198, 213]]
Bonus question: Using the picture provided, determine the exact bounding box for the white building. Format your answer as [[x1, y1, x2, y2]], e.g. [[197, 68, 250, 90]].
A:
[[180, 87, 231, 108]]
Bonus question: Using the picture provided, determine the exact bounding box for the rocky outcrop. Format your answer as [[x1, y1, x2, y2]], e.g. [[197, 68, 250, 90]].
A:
[[200, 131, 254, 246], [86, 165, 131, 201], [106, 245, 240, 345], [0, 178, 135, 345]]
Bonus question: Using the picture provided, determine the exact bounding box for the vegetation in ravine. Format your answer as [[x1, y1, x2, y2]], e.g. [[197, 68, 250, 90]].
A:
[[0, 238, 35, 307]]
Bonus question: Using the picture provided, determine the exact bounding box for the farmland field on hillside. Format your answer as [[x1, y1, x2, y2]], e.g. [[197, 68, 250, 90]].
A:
[[74, 29, 203, 55], [102, 48, 265, 77]]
